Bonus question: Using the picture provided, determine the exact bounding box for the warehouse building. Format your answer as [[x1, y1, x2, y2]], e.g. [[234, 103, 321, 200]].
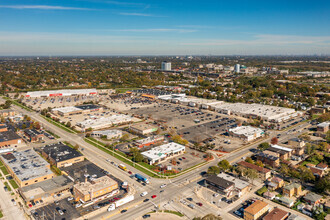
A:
[[141, 142, 185, 165], [19, 175, 74, 205], [73, 176, 118, 202], [129, 123, 158, 135], [0, 149, 55, 187], [41, 142, 84, 168], [228, 126, 264, 142], [77, 114, 132, 131], [207, 102, 300, 123], [25, 89, 97, 98], [91, 129, 122, 139]]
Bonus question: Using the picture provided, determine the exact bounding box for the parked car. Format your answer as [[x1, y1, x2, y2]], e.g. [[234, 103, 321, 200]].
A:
[[151, 195, 157, 198]]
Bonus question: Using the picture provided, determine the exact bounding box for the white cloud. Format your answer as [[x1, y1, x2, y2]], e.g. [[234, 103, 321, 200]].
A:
[[115, 28, 197, 33], [0, 5, 92, 10], [118, 12, 152, 16]]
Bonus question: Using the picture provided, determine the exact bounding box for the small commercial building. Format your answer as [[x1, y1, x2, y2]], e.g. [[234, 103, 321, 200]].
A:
[[129, 123, 158, 135], [19, 175, 74, 205], [41, 142, 84, 168], [0, 149, 55, 187], [228, 126, 264, 142], [141, 142, 185, 165], [0, 129, 23, 147], [244, 200, 269, 220], [204, 175, 235, 197], [267, 145, 292, 160], [91, 130, 122, 139], [237, 161, 271, 179], [0, 109, 16, 117], [217, 173, 251, 197], [134, 135, 164, 148], [24, 129, 44, 142], [263, 207, 288, 220], [263, 191, 276, 200], [73, 176, 118, 202]]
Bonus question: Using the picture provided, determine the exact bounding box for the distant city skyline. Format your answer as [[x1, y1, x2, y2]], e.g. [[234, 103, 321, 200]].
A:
[[0, 0, 329, 55]]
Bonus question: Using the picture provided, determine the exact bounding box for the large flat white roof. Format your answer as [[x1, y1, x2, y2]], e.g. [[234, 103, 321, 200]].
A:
[[78, 114, 132, 128], [52, 106, 81, 113], [141, 142, 185, 160], [229, 126, 264, 136], [26, 89, 97, 97]]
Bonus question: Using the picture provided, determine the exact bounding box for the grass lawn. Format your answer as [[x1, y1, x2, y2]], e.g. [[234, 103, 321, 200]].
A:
[[0, 210, 3, 218], [46, 130, 60, 139], [9, 179, 19, 189], [115, 88, 139, 93], [4, 182, 12, 191], [164, 210, 184, 217], [0, 160, 3, 166], [0, 166, 9, 176]]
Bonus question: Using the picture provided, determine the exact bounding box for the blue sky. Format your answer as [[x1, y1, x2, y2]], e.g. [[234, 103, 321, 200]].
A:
[[0, 0, 329, 55]]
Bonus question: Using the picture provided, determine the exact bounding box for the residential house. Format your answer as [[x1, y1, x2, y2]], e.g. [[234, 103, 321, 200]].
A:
[[267, 177, 284, 191], [288, 138, 305, 156], [237, 161, 271, 179], [263, 207, 289, 220], [244, 200, 269, 220], [256, 151, 280, 167], [282, 183, 302, 198], [303, 192, 322, 206], [278, 196, 295, 207], [263, 191, 276, 200]]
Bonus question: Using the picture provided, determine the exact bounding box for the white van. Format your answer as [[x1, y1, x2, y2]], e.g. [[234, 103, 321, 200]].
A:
[[140, 191, 148, 197]]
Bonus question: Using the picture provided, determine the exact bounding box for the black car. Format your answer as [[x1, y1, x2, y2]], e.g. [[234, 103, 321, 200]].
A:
[[121, 209, 127, 213], [187, 198, 193, 201], [143, 214, 151, 219], [143, 199, 149, 202]]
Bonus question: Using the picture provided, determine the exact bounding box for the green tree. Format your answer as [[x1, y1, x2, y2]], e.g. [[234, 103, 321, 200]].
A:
[[258, 142, 270, 151], [120, 133, 130, 142], [130, 147, 144, 163], [193, 213, 222, 220], [245, 157, 254, 164], [255, 160, 264, 167], [218, 160, 231, 171], [315, 176, 330, 194], [246, 168, 258, 184], [207, 166, 220, 175]]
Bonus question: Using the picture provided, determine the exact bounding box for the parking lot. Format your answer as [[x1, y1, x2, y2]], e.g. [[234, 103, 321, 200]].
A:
[[33, 198, 80, 220], [161, 148, 206, 172], [22, 94, 104, 111], [177, 117, 237, 143], [229, 197, 258, 219]]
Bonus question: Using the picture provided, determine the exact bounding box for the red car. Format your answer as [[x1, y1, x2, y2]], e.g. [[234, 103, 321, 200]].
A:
[[197, 202, 203, 206], [151, 195, 157, 199], [128, 171, 132, 174], [182, 157, 186, 159], [28, 204, 33, 208]]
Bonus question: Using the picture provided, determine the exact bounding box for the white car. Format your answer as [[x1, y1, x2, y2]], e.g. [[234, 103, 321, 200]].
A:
[[58, 210, 64, 215], [160, 184, 167, 188], [75, 203, 82, 208], [67, 197, 73, 201], [140, 191, 148, 197]]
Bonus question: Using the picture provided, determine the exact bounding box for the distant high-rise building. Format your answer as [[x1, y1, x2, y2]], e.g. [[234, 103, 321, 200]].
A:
[[161, 61, 171, 71], [234, 64, 240, 73]]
